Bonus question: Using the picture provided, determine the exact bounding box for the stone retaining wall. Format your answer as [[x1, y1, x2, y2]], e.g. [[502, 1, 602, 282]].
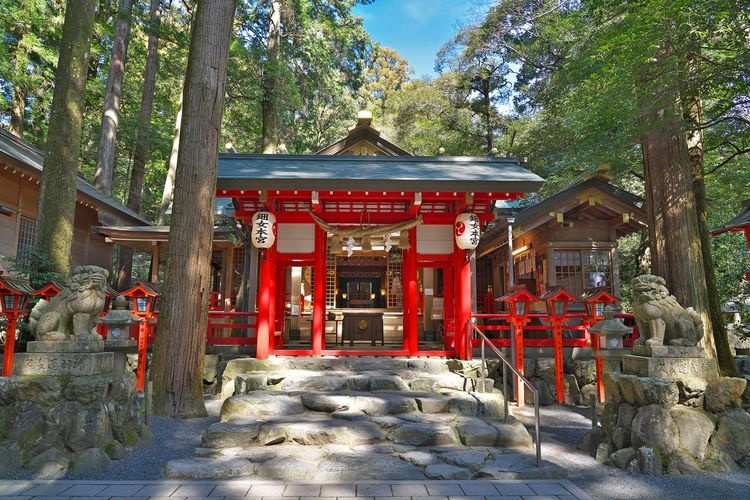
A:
[[577, 371, 750, 474], [0, 371, 147, 477]]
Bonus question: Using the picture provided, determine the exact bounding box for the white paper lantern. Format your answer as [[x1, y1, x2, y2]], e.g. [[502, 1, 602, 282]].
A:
[[455, 212, 481, 250], [251, 211, 277, 249]]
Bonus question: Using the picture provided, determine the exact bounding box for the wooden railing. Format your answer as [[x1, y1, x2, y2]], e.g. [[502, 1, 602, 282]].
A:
[[470, 312, 639, 349], [206, 310, 257, 345]]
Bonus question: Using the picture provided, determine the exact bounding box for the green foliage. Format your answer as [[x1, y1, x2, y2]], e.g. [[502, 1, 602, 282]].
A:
[[2, 246, 64, 289]]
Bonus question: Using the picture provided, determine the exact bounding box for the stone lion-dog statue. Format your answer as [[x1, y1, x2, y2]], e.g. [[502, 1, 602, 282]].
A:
[[631, 274, 704, 347], [29, 265, 109, 341]]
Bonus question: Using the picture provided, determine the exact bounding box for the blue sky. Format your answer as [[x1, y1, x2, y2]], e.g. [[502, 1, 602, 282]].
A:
[[353, 0, 480, 78]]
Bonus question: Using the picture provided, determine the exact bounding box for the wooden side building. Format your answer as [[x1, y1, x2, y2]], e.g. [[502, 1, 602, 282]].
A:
[[0, 129, 150, 275]]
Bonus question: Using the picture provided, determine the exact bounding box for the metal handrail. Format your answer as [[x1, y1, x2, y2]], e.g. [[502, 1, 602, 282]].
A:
[[467, 321, 542, 467]]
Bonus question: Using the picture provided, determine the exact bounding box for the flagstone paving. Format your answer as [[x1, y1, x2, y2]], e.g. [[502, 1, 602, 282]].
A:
[[0, 479, 592, 499]]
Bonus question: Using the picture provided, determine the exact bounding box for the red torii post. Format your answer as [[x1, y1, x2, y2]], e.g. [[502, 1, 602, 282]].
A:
[[579, 287, 620, 403], [540, 286, 576, 404], [496, 287, 538, 405]]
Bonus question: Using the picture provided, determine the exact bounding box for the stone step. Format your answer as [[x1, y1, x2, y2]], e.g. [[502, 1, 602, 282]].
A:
[[230, 370, 495, 395], [166, 443, 566, 480], [220, 390, 506, 421], [221, 357, 485, 397], [206, 404, 528, 450]]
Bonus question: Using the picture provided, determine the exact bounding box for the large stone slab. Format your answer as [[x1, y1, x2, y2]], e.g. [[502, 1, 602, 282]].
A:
[[26, 340, 105, 353], [390, 422, 459, 446], [220, 393, 304, 421], [165, 457, 256, 479], [623, 355, 717, 379], [12, 352, 113, 376], [259, 419, 385, 446], [315, 452, 426, 480]]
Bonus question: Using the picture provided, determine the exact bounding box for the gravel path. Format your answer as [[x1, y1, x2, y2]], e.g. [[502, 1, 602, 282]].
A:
[[512, 404, 750, 500]]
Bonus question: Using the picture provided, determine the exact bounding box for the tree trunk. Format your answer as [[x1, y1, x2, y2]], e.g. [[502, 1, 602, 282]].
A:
[[641, 115, 716, 358], [94, 0, 134, 195], [150, 0, 236, 418], [157, 91, 183, 225], [10, 83, 25, 138], [118, 0, 162, 290], [35, 0, 98, 276], [681, 59, 739, 376], [261, 0, 281, 153]]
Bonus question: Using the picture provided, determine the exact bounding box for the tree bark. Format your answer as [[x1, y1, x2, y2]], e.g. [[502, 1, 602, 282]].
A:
[[94, 0, 134, 195], [157, 91, 183, 225], [10, 83, 25, 138], [150, 0, 236, 418], [261, 0, 281, 153], [118, 0, 162, 290], [641, 114, 716, 358], [35, 0, 98, 276], [681, 56, 739, 376]]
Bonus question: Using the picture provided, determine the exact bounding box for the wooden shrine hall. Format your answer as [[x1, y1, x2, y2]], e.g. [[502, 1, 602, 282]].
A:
[[217, 126, 544, 358]]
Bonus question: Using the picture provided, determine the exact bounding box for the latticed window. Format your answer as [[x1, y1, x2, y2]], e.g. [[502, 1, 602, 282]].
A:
[[16, 216, 36, 265], [554, 249, 611, 296]]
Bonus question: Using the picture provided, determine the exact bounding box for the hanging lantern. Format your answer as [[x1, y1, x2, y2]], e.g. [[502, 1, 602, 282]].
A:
[[251, 211, 277, 249], [455, 212, 481, 250]]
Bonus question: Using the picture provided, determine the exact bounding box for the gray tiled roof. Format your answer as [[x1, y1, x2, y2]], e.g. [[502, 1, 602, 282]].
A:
[[217, 154, 544, 193], [712, 199, 750, 235], [0, 129, 150, 226]]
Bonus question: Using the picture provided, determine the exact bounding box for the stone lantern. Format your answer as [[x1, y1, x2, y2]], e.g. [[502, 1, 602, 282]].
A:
[[591, 304, 632, 402], [99, 296, 142, 373], [0, 276, 33, 376]]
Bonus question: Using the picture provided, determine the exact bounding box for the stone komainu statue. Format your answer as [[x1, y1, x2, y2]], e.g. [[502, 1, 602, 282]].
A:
[[29, 265, 109, 341], [631, 274, 704, 347]]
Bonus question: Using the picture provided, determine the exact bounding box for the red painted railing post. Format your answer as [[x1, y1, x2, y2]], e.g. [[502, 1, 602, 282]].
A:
[[553, 318, 565, 404], [2, 313, 18, 376], [136, 322, 147, 392], [513, 319, 526, 405]]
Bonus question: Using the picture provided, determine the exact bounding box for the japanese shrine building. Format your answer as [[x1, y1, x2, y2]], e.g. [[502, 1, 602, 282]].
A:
[[216, 115, 544, 359], [475, 169, 648, 312]]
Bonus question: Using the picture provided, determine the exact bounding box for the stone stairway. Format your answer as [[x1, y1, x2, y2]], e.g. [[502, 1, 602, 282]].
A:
[[165, 357, 565, 480]]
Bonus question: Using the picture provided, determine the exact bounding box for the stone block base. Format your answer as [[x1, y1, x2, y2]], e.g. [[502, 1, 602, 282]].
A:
[[623, 355, 717, 379], [12, 351, 114, 376], [26, 340, 104, 353], [631, 345, 705, 358]]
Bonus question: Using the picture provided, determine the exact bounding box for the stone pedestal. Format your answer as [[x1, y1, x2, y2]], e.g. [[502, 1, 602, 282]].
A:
[[594, 348, 628, 374], [0, 340, 145, 477], [579, 343, 748, 476], [623, 345, 718, 379], [104, 339, 137, 374], [12, 341, 113, 376]]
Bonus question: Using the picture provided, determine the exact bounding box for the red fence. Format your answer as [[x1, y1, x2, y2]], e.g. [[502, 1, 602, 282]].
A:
[[470, 312, 639, 348]]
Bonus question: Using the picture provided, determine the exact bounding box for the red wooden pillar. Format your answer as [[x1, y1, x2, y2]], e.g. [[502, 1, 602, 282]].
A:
[[443, 265, 454, 352], [256, 246, 276, 360], [552, 319, 565, 404], [454, 246, 471, 360], [274, 264, 286, 348], [312, 225, 327, 354], [404, 228, 418, 355], [268, 245, 278, 352], [2, 313, 19, 376]]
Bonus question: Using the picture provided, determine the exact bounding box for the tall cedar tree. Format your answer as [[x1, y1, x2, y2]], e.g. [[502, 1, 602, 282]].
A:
[[117, 0, 162, 290], [93, 0, 133, 195], [150, 0, 236, 418], [35, 0, 97, 275]]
